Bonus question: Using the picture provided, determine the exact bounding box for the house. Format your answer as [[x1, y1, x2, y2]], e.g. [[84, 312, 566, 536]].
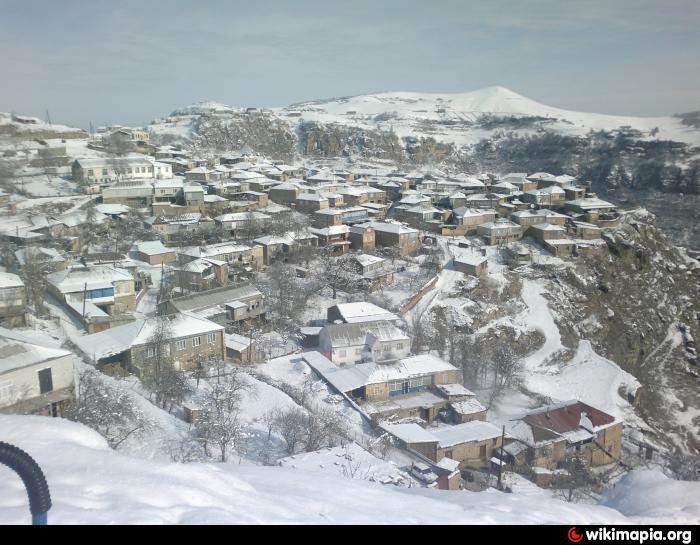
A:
[[73, 313, 225, 376], [510, 210, 568, 232], [499, 400, 623, 470], [382, 420, 504, 470], [14, 247, 67, 273], [451, 208, 497, 234], [309, 225, 351, 255], [181, 241, 264, 271], [161, 284, 265, 325], [131, 240, 176, 265], [453, 255, 488, 277], [252, 233, 318, 265], [319, 321, 410, 365], [522, 186, 566, 207], [296, 192, 330, 213], [303, 352, 461, 425], [327, 302, 400, 324], [214, 211, 271, 236], [0, 328, 74, 416], [477, 220, 523, 245], [169, 258, 229, 293], [357, 222, 421, 256], [529, 223, 568, 242], [0, 272, 27, 327], [348, 224, 376, 252], [72, 157, 172, 185], [349, 254, 394, 290], [313, 207, 370, 228], [225, 333, 263, 364], [46, 264, 137, 315], [147, 213, 216, 243]]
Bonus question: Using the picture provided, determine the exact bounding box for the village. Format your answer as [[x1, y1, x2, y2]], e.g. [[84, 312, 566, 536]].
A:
[[0, 119, 643, 499]]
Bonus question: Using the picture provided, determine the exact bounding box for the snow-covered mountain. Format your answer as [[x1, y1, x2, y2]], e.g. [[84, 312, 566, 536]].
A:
[[2, 415, 698, 525], [149, 86, 700, 148], [278, 86, 700, 146]]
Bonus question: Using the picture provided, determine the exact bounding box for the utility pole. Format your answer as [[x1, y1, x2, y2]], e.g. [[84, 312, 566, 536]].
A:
[[497, 424, 506, 490], [82, 282, 88, 319]]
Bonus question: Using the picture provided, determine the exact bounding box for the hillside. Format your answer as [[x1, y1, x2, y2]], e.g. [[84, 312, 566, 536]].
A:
[[1, 415, 698, 525]]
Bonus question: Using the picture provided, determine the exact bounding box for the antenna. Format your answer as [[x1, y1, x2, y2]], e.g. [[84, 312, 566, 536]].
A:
[[45, 108, 52, 126]]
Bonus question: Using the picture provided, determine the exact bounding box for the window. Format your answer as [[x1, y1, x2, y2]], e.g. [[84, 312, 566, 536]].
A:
[[207, 333, 216, 344], [396, 343, 403, 351], [175, 340, 186, 351], [102, 169, 108, 175], [192, 336, 201, 347], [38, 368, 53, 394], [87, 169, 94, 176], [0, 381, 13, 403], [479, 445, 487, 457], [147, 347, 155, 358]]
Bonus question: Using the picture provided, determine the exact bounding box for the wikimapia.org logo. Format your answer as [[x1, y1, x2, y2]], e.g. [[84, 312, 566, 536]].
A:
[[567, 527, 693, 544]]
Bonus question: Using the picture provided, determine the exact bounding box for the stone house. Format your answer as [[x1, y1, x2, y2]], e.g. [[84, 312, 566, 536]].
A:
[[132, 240, 177, 265], [0, 272, 27, 327], [73, 313, 225, 376], [453, 255, 488, 277], [477, 220, 523, 245]]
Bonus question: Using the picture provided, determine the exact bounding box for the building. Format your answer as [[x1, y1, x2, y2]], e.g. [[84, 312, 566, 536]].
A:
[[303, 352, 461, 425], [499, 400, 623, 470], [309, 225, 351, 255], [73, 313, 225, 376], [477, 220, 523, 245], [522, 186, 566, 207], [327, 302, 400, 324], [348, 224, 376, 252], [46, 265, 137, 315], [161, 284, 265, 325], [453, 255, 488, 277], [72, 157, 172, 185], [0, 328, 74, 416], [14, 247, 67, 273], [252, 233, 317, 265], [358, 222, 421, 256], [319, 321, 410, 365], [313, 207, 370, 228], [0, 272, 27, 327], [132, 240, 177, 265]]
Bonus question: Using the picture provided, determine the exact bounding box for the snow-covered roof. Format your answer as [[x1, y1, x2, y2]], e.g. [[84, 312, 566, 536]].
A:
[[435, 384, 476, 397], [309, 225, 349, 237], [450, 398, 487, 415], [331, 302, 399, 323], [46, 265, 133, 293], [0, 272, 25, 289], [0, 327, 72, 375], [380, 423, 438, 444], [74, 314, 223, 361], [321, 321, 408, 348], [430, 421, 503, 448], [354, 254, 385, 267], [133, 240, 173, 256], [454, 255, 487, 267]]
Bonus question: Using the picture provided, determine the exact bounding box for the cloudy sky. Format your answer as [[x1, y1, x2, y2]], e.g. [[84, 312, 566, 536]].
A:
[[1, 0, 698, 128]]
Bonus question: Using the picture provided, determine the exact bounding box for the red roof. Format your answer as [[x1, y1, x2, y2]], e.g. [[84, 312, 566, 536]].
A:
[[523, 400, 615, 434]]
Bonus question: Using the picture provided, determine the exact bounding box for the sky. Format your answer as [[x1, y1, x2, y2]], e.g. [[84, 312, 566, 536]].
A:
[[0, 0, 698, 129]]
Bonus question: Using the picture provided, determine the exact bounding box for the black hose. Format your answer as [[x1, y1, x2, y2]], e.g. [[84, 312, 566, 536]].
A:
[[0, 441, 52, 524]]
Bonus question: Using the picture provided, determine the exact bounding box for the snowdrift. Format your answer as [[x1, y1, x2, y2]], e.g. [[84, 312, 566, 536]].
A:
[[1, 416, 698, 525]]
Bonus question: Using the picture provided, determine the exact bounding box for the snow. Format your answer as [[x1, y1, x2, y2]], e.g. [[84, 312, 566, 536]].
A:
[[430, 421, 503, 447], [600, 470, 700, 523], [0, 271, 24, 288], [5, 415, 684, 524]]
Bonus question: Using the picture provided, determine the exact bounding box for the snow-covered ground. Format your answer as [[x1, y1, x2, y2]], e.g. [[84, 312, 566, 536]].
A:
[[1, 415, 698, 525]]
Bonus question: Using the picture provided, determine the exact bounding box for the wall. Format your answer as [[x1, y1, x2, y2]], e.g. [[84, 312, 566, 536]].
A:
[[0, 354, 74, 410]]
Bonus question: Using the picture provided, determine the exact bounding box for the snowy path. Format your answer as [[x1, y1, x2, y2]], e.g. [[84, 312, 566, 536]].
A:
[[517, 279, 564, 372]]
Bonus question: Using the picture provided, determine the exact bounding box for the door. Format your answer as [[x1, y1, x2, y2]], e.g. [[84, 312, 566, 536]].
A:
[[38, 368, 53, 394], [402, 381, 410, 394]]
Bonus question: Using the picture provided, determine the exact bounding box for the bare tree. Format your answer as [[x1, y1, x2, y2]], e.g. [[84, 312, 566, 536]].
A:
[[18, 246, 48, 315], [64, 367, 147, 449], [274, 406, 307, 455], [195, 367, 254, 462], [316, 249, 359, 299]]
